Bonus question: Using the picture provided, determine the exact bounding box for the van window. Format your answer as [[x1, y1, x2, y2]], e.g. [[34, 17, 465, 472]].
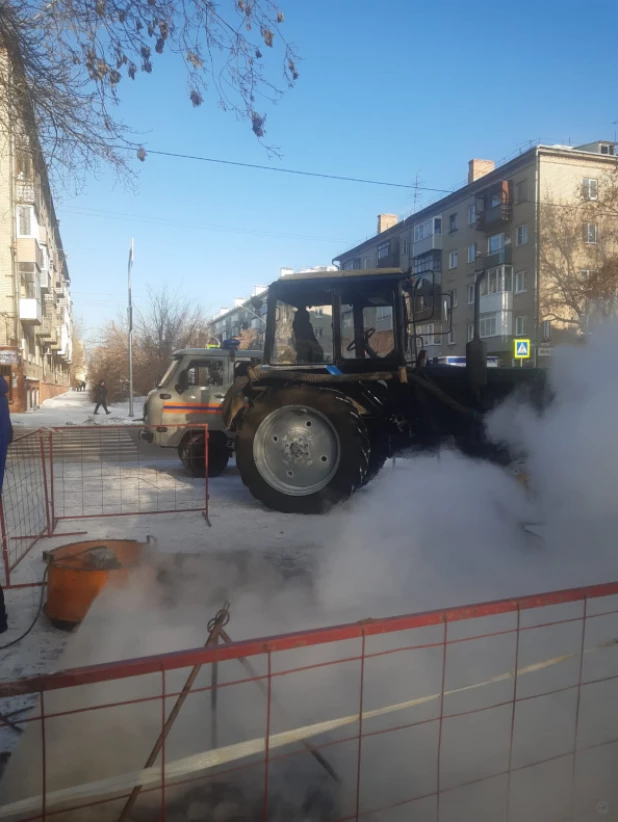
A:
[[187, 359, 224, 387]]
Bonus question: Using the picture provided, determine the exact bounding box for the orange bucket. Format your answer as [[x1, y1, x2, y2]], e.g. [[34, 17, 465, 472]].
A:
[[43, 538, 153, 629]]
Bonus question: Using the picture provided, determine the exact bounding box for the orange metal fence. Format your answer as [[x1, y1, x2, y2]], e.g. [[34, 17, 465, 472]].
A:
[[0, 431, 50, 588], [1, 581, 617, 821], [48, 424, 210, 530], [1, 424, 210, 588]]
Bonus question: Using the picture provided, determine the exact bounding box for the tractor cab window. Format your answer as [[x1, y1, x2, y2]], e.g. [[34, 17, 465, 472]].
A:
[[340, 299, 396, 360], [272, 300, 333, 364], [187, 359, 224, 387]]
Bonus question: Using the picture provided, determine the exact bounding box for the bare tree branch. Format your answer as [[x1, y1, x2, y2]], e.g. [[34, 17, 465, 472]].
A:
[[0, 0, 298, 188]]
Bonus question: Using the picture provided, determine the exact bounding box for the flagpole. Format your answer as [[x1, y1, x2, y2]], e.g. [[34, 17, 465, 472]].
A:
[[128, 239, 134, 418]]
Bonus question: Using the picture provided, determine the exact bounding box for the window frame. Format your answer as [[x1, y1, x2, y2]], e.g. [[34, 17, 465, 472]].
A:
[[583, 178, 598, 201], [449, 213, 458, 233], [516, 223, 528, 246], [515, 315, 527, 336], [467, 242, 476, 263], [448, 250, 458, 269], [487, 233, 505, 254], [467, 204, 477, 226], [583, 223, 598, 244], [467, 285, 475, 305], [515, 271, 527, 294], [376, 241, 390, 260]]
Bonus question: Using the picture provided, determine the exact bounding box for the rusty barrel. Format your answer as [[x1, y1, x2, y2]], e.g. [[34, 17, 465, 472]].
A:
[[43, 538, 151, 629]]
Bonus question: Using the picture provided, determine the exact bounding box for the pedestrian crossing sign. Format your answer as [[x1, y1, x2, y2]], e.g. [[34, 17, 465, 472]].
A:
[[514, 339, 531, 359]]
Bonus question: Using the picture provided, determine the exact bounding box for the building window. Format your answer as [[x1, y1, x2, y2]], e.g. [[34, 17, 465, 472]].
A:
[[377, 241, 390, 260], [490, 193, 501, 208], [583, 223, 598, 244], [515, 316, 527, 336], [516, 224, 528, 246], [342, 260, 355, 270], [417, 323, 440, 346], [581, 268, 597, 280], [480, 266, 512, 296], [467, 285, 475, 305], [17, 206, 34, 237], [515, 271, 527, 293], [515, 181, 528, 203], [467, 243, 477, 263], [488, 233, 504, 254], [479, 313, 497, 338], [362, 257, 369, 269], [467, 324, 474, 342], [449, 214, 457, 233], [448, 250, 458, 269], [401, 237, 409, 255], [413, 251, 442, 275], [450, 289, 458, 308], [468, 205, 477, 225], [448, 327, 455, 345], [312, 307, 324, 317], [542, 320, 552, 341], [414, 216, 442, 242], [376, 306, 393, 321], [583, 178, 598, 201], [342, 312, 353, 330]]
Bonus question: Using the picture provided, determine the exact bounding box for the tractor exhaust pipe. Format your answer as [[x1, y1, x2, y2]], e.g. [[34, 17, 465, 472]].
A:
[[466, 268, 488, 393]]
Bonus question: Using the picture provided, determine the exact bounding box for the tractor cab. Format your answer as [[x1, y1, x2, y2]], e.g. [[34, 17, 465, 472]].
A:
[[262, 268, 411, 374]]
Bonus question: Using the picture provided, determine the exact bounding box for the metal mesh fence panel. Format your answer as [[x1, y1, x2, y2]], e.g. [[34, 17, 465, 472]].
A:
[[1, 581, 618, 821], [0, 431, 49, 587]]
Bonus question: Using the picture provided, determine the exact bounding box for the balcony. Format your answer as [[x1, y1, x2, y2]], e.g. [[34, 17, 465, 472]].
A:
[[16, 238, 43, 269], [19, 297, 42, 324], [484, 244, 512, 268], [376, 252, 400, 268], [412, 233, 442, 257], [479, 291, 513, 314], [476, 203, 512, 231], [40, 270, 51, 293]]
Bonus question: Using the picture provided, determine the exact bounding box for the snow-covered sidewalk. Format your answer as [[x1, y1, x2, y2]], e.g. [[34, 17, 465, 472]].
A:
[[11, 390, 145, 429]]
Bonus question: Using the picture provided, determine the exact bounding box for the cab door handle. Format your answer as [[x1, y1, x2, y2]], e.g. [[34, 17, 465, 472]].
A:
[[159, 393, 172, 399], [213, 393, 225, 399]]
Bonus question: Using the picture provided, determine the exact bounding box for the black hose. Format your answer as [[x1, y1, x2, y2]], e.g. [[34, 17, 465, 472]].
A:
[[0, 567, 48, 651]]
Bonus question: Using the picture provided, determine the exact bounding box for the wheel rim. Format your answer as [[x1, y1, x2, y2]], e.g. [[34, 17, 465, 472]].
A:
[[253, 405, 340, 496]]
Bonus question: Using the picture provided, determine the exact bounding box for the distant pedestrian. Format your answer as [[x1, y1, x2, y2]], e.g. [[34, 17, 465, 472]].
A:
[[81, 381, 86, 392], [93, 380, 111, 415], [0, 376, 12, 634]]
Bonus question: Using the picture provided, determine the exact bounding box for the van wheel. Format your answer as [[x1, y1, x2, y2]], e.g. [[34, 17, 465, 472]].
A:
[[179, 435, 230, 478]]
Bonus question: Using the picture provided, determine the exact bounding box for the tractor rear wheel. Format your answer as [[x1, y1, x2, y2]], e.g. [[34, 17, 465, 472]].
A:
[[235, 386, 369, 513], [361, 438, 389, 487]]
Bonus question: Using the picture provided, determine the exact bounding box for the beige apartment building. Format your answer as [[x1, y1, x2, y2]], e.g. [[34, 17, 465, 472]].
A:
[[0, 61, 73, 411], [335, 140, 618, 366]]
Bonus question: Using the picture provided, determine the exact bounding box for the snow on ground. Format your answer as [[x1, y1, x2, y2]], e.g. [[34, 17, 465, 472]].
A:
[[11, 390, 145, 429]]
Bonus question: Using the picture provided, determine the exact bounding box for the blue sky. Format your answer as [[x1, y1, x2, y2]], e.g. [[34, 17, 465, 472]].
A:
[[59, 0, 618, 338]]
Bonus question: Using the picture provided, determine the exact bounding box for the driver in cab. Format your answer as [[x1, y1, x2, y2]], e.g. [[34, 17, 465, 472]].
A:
[[292, 307, 324, 363]]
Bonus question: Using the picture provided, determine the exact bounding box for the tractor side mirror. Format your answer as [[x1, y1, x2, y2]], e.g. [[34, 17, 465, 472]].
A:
[[250, 296, 263, 311], [176, 369, 189, 394]]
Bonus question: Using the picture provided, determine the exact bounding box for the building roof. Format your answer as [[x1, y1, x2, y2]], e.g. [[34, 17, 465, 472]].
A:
[[334, 141, 618, 262], [271, 267, 406, 285]]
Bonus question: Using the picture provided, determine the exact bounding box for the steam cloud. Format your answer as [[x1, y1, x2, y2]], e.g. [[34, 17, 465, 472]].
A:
[[3, 324, 618, 820]]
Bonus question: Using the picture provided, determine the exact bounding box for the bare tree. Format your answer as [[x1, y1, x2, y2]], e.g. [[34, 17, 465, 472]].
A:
[[137, 287, 209, 391], [540, 169, 618, 336], [0, 0, 298, 186], [88, 288, 210, 399]]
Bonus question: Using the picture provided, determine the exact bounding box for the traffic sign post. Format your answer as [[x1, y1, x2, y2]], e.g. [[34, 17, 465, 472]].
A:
[[513, 338, 531, 361]]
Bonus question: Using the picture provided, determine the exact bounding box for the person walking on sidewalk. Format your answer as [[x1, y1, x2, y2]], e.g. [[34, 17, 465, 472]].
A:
[[94, 380, 111, 415], [0, 376, 13, 633]]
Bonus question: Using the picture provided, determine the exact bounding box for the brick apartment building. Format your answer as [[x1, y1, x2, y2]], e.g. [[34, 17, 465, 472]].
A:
[[0, 56, 73, 411], [335, 140, 618, 366]]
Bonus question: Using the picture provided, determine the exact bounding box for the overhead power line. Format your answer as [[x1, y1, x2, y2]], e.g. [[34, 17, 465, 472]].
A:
[[113, 145, 453, 193]]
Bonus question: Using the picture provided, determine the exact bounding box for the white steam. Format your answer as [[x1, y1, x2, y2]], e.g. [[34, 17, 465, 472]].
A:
[[3, 324, 618, 820]]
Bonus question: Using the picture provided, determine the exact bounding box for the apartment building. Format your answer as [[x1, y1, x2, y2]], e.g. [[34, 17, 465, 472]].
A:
[[0, 75, 73, 411], [335, 140, 618, 366]]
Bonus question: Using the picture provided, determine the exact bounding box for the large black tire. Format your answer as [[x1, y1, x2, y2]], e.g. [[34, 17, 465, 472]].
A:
[[361, 438, 389, 487], [235, 386, 370, 514], [179, 434, 230, 478]]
